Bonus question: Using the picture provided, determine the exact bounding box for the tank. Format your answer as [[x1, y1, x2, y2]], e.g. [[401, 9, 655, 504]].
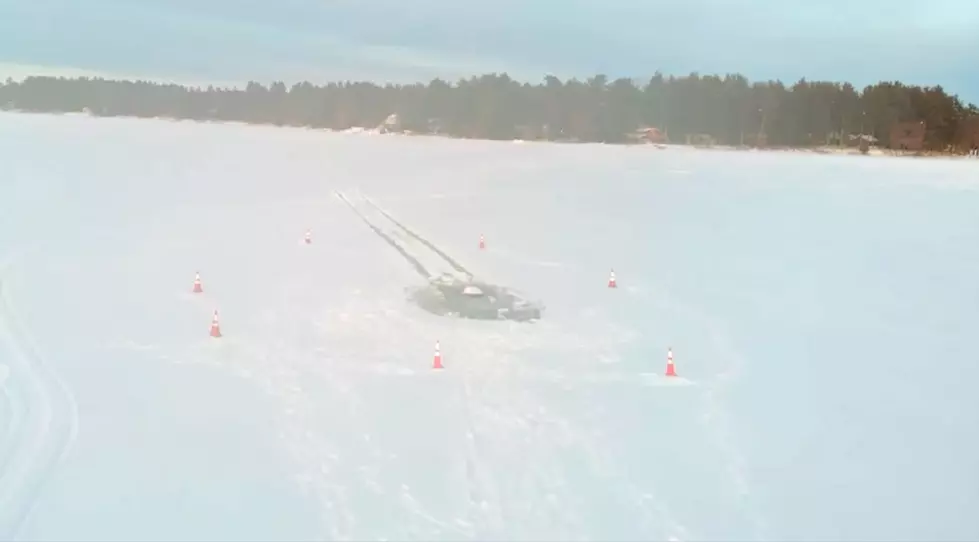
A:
[[409, 274, 543, 322], [335, 190, 544, 323]]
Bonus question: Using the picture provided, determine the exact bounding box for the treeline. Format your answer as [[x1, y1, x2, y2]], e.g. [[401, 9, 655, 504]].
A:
[[1, 73, 977, 150]]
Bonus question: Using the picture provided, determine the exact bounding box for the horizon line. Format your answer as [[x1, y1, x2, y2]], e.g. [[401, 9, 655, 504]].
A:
[[1, 62, 974, 103]]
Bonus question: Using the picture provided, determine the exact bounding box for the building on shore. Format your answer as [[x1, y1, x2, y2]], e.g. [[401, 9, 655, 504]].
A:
[[629, 126, 667, 144], [889, 120, 926, 151]]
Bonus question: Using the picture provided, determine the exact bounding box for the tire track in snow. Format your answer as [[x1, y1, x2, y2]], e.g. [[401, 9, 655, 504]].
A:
[[399, 236, 697, 539], [335, 191, 435, 282], [305, 299, 491, 540], [160, 289, 396, 539], [453, 358, 581, 539], [276, 347, 475, 540], [457, 372, 507, 539], [0, 364, 29, 493], [210, 304, 655, 539], [336, 190, 475, 284], [488, 271, 753, 540], [0, 365, 28, 478], [467, 362, 691, 540], [478, 399, 587, 539], [0, 255, 28, 493], [302, 298, 549, 540], [308, 333, 478, 540], [360, 195, 475, 280], [654, 288, 770, 541], [332, 195, 586, 537], [426, 307, 666, 539], [211, 336, 358, 540], [183, 303, 472, 540], [445, 324, 562, 539], [177, 268, 372, 539], [0, 269, 80, 540], [451, 331, 674, 541]]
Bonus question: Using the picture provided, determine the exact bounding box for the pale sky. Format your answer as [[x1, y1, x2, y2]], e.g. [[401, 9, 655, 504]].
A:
[[1, 0, 976, 102]]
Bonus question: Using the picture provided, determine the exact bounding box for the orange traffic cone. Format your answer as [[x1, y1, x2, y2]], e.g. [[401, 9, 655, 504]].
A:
[[192, 271, 203, 293], [432, 340, 443, 369], [209, 310, 222, 338], [608, 269, 617, 288], [479, 234, 485, 250], [304, 229, 312, 244], [665, 347, 677, 377]]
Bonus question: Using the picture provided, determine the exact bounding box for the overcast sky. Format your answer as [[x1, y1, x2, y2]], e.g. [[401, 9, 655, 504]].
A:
[[1, 0, 976, 102]]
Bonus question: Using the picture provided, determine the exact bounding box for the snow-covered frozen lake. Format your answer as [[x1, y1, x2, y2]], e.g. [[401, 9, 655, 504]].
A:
[[1, 111, 977, 541]]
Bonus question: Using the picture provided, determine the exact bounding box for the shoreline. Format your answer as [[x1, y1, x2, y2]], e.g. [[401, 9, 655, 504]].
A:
[[2, 108, 975, 160]]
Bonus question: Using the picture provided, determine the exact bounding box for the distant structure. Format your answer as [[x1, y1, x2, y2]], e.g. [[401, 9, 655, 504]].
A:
[[956, 116, 979, 154], [685, 133, 716, 147], [849, 133, 877, 154], [377, 113, 402, 134], [630, 126, 666, 144], [848, 133, 878, 145], [889, 120, 926, 151]]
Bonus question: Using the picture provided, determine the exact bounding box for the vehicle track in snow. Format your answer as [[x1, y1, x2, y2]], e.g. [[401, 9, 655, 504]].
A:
[[331, 196, 691, 538], [0, 379, 11, 446], [154, 193, 700, 540], [644, 287, 770, 540], [360, 195, 475, 280], [169, 335, 357, 540], [0, 264, 80, 540], [0, 364, 28, 499], [335, 190, 473, 284], [456, 371, 507, 539], [335, 191, 434, 282], [453, 336, 690, 541]]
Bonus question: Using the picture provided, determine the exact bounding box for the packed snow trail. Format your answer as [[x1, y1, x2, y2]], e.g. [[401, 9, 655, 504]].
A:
[[148, 229, 696, 540], [360, 195, 475, 280], [335, 190, 473, 283], [0, 265, 80, 540], [8, 113, 976, 540], [325, 188, 708, 539], [335, 190, 431, 281], [0, 357, 27, 513]]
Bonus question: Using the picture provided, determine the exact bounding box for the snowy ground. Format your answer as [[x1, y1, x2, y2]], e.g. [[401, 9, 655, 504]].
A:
[[1, 111, 978, 541]]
